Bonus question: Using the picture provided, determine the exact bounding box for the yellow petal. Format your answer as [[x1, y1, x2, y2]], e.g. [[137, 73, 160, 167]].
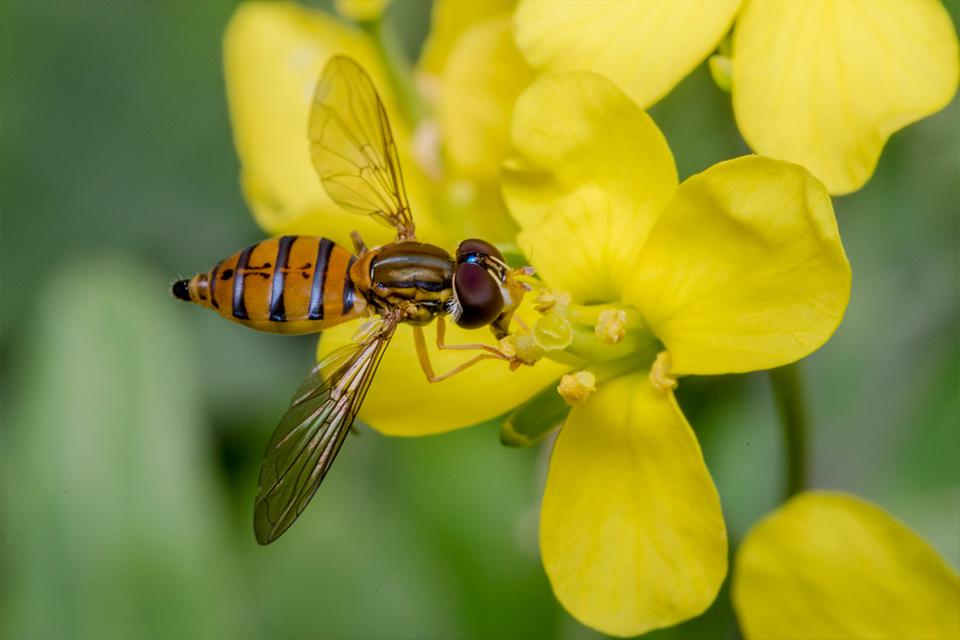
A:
[[733, 0, 960, 195], [503, 72, 677, 302], [423, 6, 527, 245], [224, 3, 384, 244], [441, 177, 519, 247], [540, 373, 727, 637], [734, 491, 960, 640], [224, 3, 446, 247], [439, 17, 533, 182], [514, 0, 742, 107], [317, 314, 568, 437], [626, 156, 850, 376], [418, 0, 514, 76]]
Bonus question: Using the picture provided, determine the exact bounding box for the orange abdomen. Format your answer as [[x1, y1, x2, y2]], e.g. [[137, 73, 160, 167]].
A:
[[183, 236, 367, 334]]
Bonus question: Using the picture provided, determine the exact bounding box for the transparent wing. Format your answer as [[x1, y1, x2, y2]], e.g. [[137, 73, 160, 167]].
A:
[[309, 55, 416, 240], [253, 319, 397, 544]]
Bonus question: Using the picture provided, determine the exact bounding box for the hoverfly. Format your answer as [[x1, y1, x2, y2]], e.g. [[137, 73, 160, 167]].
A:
[[173, 56, 532, 544]]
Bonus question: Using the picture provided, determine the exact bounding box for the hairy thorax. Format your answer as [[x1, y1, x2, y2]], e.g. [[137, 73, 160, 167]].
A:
[[350, 241, 455, 324]]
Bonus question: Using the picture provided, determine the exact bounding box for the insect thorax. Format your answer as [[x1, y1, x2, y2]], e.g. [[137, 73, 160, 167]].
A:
[[358, 241, 455, 323]]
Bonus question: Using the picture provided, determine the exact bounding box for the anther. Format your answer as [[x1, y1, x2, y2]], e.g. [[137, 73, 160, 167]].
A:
[[534, 289, 571, 313], [595, 308, 628, 344], [557, 371, 597, 405], [500, 331, 543, 365], [649, 351, 678, 393]]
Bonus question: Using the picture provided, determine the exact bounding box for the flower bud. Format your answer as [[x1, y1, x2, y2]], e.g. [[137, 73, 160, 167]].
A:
[[709, 54, 732, 93]]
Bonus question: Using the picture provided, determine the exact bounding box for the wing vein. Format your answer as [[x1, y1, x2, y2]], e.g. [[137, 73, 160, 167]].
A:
[[253, 318, 398, 544], [309, 56, 415, 239]]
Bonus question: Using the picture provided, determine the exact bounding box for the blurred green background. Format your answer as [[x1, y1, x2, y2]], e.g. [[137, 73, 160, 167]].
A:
[[1, 2, 957, 638]]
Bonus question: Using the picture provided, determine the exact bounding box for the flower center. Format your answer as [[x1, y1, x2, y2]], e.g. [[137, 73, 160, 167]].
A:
[[501, 288, 660, 373]]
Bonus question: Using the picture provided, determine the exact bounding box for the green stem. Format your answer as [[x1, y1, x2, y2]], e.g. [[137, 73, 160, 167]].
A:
[[769, 362, 809, 498], [565, 325, 651, 363], [361, 16, 426, 126], [586, 357, 639, 386]]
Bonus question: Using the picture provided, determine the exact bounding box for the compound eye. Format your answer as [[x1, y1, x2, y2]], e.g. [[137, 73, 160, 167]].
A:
[[453, 262, 504, 329], [456, 238, 504, 264]]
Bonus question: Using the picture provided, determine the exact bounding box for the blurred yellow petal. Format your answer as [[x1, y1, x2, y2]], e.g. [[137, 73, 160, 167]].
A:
[[626, 156, 850, 376], [418, 0, 514, 76], [514, 0, 742, 107], [440, 177, 518, 247], [317, 312, 568, 437], [503, 72, 677, 302], [333, 0, 389, 23], [734, 491, 960, 640], [225, 2, 387, 245], [420, 3, 524, 246], [541, 373, 727, 637], [733, 0, 960, 195], [225, 2, 446, 247], [439, 17, 533, 182]]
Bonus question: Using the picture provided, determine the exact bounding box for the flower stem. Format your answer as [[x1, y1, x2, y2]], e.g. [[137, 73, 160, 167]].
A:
[[768, 362, 808, 498], [362, 15, 426, 126]]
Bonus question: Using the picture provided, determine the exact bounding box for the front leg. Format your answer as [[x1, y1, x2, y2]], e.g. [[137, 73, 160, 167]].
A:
[[413, 324, 508, 383], [434, 316, 510, 357]]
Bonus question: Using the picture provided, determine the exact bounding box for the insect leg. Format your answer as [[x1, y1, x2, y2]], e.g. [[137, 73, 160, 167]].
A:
[[350, 231, 368, 256], [433, 316, 511, 357], [413, 325, 503, 383]]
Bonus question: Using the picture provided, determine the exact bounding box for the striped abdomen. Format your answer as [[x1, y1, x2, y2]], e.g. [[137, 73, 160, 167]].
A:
[[178, 236, 367, 334]]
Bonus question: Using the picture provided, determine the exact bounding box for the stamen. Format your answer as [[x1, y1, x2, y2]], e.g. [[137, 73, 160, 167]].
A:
[[535, 289, 571, 313], [595, 308, 628, 344], [557, 371, 597, 405], [500, 331, 543, 365], [649, 351, 678, 393]]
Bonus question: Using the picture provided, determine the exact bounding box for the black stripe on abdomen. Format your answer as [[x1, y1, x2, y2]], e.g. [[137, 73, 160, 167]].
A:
[[209, 262, 220, 309], [342, 255, 357, 314], [308, 239, 333, 320], [269, 236, 296, 322], [232, 244, 255, 319]]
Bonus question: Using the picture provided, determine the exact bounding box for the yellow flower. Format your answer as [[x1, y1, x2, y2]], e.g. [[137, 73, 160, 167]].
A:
[[733, 491, 960, 640], [225, 6, 851, 634], [513, 0, 960, 194], [317, 69, 851, 634], [224, 2, 567, 435], [501, 72, 850, 636]]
